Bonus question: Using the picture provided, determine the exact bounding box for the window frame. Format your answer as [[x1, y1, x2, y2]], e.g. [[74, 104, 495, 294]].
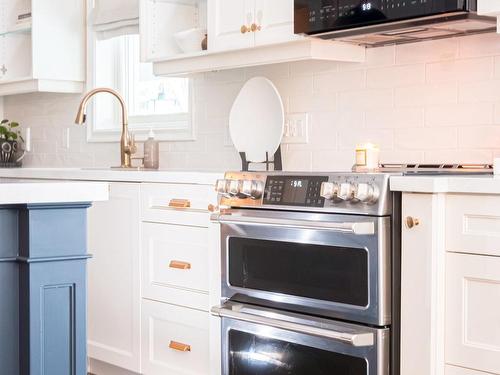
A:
[[85, 6, 196, 143]]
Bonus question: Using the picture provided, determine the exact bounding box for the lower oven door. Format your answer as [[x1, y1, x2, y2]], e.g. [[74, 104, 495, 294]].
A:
[[213, 302, 389, 375], [218, 209, 391, 326]]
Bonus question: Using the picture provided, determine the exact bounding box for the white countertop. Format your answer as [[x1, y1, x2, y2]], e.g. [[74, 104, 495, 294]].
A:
[[0, 168, 223, 185], [390, 174, 500, 194], [0, 178, 109, 205]]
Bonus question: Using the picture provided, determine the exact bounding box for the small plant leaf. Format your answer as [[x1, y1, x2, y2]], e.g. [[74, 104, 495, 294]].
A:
[[10, 122, 19, 128], [0, 126, 7, 135], [1, 119, 8, 124]]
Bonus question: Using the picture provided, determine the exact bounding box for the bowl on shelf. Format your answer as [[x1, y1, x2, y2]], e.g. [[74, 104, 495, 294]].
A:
[[174, 28, 207, 54]]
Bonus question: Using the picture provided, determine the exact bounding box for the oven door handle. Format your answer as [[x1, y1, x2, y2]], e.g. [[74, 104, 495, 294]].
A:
[[211, 305, 375, 347], [216, 214, 375, 235]]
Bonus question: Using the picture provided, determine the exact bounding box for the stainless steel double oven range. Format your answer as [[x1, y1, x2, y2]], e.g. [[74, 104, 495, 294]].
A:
[[211, 171, 401, 375]]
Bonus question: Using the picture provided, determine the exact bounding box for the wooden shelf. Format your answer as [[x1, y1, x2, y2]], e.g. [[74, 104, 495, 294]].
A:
[[153, 38, 366, 76]]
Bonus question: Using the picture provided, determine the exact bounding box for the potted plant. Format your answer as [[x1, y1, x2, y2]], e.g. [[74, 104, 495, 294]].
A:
[[0, 119, 24, 165]]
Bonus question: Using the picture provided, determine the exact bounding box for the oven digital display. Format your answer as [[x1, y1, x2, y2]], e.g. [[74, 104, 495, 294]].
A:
[[282, 179, 309, 204]]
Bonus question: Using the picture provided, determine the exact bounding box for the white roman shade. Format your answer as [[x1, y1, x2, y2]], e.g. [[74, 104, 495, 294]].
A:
[[92, 0, 139, 40]]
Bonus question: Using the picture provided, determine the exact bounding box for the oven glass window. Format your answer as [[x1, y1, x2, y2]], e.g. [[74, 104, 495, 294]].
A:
[[228, 238, 368, 307], [228, 330, 367, 374]]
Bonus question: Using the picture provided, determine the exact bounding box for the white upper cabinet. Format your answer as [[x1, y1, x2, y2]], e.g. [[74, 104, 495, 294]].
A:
[[0, 0, 85, 96], [140, 0, 365, 76], [254, 0, 300, 46], [209, 0, 299, 52], [209, 0, 255, 52]]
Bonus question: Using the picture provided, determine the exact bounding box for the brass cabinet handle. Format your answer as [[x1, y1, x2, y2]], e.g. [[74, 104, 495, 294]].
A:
[[241, 25, 249, 34], [405, 216, 420, 229], [168, 199, 191, 208], [169, 260, 191, 270], [250, 23, 261, 32], [169, 341, 191, 352]]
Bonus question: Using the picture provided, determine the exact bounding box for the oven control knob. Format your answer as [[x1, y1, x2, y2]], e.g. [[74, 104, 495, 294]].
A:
[[228, 180, 241, 197], [215, 179, 232, 197], [354, 183, 380, 204], [240, 180, 263, 199], [320, 182, 340, 200], [250, 180, 264, 199], [338, 182, 355, 201], [240, 180, 253, 197]]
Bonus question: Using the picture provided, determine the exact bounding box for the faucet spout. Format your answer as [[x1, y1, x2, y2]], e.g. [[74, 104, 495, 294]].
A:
[[75, 88, 136, 168]]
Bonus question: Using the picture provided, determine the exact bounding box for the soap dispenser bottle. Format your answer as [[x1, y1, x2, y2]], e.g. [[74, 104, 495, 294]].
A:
[[144, 129, 159, 169]]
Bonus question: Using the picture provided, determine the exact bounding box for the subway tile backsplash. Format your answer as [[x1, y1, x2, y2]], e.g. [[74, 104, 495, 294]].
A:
[[5, 33, 500, 172]]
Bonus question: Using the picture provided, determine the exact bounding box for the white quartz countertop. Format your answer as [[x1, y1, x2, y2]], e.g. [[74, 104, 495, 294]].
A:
[[0, 178, 109, 205], [390, 174, 500, 194], [0, 168, 223, 185]]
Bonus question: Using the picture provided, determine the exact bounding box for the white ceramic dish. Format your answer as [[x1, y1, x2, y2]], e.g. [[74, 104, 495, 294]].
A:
[[229, 77, 284, 163], [173, 28, 206, 53]]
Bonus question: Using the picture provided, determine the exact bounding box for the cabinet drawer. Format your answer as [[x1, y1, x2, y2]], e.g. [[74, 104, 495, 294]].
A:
[[142, 222, 209, 311], [446, 365, 495, 375], [141, 299, 209, 375], [141, 183, 216, 227], [446, 194, 500, 257], [446, 253, 500, 375]]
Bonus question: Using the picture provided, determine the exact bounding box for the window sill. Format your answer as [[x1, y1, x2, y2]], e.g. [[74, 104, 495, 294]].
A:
[[87, 121, 196, 143]]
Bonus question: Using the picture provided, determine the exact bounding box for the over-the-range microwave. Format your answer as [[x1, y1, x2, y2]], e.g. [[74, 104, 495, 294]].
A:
[[294, 0, 497, 47]]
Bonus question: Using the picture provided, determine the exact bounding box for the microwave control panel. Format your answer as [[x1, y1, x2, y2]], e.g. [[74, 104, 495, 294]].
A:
[[294, 0, 465, 34]]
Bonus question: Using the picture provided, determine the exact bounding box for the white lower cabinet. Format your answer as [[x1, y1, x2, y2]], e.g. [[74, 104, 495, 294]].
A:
[[446, 253, 500, 375], [88, 180, 217, 375], [446, 365, 496, 375], [141, 299, 210, 375], [401, 191, 500, 375], [87, 183, 142, 373], [142, 222, 210, 311]]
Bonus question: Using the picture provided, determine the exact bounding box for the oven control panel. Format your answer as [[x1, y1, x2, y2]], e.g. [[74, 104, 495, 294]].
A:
[[263, 176, 329, 207], [215, 171, 394, 216]]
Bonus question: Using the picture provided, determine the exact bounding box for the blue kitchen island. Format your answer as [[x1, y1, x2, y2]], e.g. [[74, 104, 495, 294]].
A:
[[0, 179, 108, 375]]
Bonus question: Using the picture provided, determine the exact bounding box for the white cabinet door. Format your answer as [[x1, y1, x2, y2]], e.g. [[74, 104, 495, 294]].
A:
[[478, 0, 500, 16], [141, 222, 210, 311], [141, 299, 210, 375], [87, 183, 142, 373], [254, 0, 300, 46], [401, 193, 446, 375], [209, 0, 255, 52], [446, 253, 500, 375]]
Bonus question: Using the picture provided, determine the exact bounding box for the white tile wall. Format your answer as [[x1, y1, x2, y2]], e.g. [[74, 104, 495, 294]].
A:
[[5, 33, 500, 172]]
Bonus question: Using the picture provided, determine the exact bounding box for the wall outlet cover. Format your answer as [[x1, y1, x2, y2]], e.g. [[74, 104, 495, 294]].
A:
[[282, 113, 309, 144]]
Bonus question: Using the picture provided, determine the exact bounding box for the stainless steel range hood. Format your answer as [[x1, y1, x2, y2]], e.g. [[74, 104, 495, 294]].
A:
[[315, 11, 497, 47]]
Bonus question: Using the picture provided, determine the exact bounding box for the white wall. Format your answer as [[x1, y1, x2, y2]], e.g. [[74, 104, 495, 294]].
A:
[[5, 33, 500, 172]]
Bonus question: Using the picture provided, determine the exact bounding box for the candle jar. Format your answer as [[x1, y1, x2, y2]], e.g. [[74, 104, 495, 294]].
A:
[[355, 143, 380, 170]]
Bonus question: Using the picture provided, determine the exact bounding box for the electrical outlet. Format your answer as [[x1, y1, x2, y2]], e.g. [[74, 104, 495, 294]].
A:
[[283, 113, 309, 144]]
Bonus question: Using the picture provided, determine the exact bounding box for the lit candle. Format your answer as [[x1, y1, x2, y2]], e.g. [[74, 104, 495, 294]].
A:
[[356, 143, 380, 170]]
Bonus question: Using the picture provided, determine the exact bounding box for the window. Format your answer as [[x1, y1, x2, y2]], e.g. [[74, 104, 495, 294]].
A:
[[88, 34, 194, 142]]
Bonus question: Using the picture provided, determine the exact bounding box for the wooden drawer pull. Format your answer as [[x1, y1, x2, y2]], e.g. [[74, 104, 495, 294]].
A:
[[169, 260, 191, 270], [169, 199, 191, 208], [169, 340, 191, 352]]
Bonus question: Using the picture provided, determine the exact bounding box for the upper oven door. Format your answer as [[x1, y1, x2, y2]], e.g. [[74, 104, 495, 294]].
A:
[[218, 209, 391, 326]]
